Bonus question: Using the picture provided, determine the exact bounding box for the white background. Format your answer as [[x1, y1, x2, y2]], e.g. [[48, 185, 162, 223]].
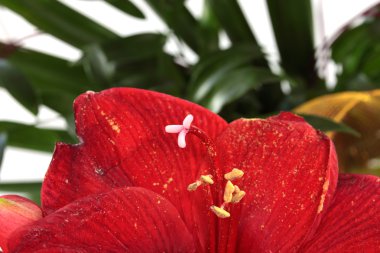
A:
[[0, 0, 378, 182]]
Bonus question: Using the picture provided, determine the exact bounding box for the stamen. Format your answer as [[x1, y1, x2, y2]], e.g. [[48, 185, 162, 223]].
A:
[[224, 168, 244, 181], [187, 181, 201, 191], [231, 190, 246, 203], [223, 181, 235, 203], [200, 175, 214, 185], [187, 175, 214, 191], [210, 205, 230, 218]]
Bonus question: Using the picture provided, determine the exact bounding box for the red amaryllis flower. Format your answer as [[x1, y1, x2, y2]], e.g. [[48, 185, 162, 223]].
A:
[[0, 88, 379, 253]]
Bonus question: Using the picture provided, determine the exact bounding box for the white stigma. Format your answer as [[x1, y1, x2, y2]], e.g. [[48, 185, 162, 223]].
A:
[[165, 114, 193, 148]]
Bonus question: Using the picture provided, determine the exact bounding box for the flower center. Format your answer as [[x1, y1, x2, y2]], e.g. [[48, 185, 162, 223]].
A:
[[165, 114, 246, 218]]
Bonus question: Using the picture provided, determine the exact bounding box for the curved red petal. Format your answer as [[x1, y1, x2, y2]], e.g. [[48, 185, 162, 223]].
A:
[[215, 112, 338, 252], [0, 195, 42, 253], [41, 88, 227, 252], [301, 174, 380, 252], [9, 187, 195, 253]]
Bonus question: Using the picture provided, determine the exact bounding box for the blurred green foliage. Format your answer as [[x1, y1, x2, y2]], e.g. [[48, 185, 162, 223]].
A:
[[0, 0, 380, 196]]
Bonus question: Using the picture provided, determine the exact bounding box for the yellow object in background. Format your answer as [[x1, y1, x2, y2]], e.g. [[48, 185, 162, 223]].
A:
[[294, 90, 380, 174]]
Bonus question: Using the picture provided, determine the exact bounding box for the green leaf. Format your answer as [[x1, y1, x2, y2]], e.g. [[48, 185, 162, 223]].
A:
[[209, 0, 259, 46], [40, 92, 75, 117], [105, 0, 145, 19], [300, 114, 360, 137], [188, 45, 264, 101], [82, 44, 115, 87], [0, 0, 117, 48], [0, 182, 42, 204], [361, 45, 380, 81], [2, 44, 93, 94], [90, 33, 166, 64], [331, 24, 370, 64], [266, 0, 317, 86], [0, 133, 7, 170], [199, 0, 219, 53], [201, 67, 279, 113], [332, 23, 372, 80], [0, 121, 76, 152], [114, 57, 185, 96], [144, 0, 203, 54], [219, 92, 262, 121], [81, 34, 168, 88], [331, 18, 380, 90], [85, 34, 186, 93], [156, 52, 186, 95], [0, 59, 39, 115]]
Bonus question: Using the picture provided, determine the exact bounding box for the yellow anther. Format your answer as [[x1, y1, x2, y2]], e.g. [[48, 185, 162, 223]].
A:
[[234, 185, 241, 193], [223, 180, 235, 203], [187, 174, 214, 192], [231, 190, 246, 203], [200, 175, 214, 185], [224, 168, 244, 181], [210, 205, 230, 218], [187, 181, 201, 191]]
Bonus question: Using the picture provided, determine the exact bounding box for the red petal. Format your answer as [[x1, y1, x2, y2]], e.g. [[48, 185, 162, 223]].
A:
[[215, 112, 338, 252], [41, 88, 227, 252], [8, 187, 195, 253], [301, 174, 380, 252], [0, 195, 42, 252]]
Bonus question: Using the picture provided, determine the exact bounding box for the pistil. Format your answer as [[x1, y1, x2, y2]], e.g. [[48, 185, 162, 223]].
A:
[[165, 114, 246, 219], [188, 126, 220, 179]]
